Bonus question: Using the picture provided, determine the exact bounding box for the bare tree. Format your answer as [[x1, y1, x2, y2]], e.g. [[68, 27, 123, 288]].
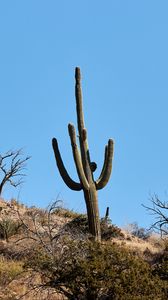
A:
[[143, 194, 168, 237], [0, 149, 30, 196]]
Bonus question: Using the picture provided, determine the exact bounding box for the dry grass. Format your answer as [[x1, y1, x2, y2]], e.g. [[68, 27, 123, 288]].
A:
[[0, 256, 23, 285], [112, 229, 165, 260], [0, 256, 24, 299]]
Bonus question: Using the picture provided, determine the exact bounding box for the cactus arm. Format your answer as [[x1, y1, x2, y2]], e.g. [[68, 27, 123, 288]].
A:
[[96, 144, 108, 182], [68, 124, 89, 190], [95, 139, 114, 190], [52, 138, 82, 191]]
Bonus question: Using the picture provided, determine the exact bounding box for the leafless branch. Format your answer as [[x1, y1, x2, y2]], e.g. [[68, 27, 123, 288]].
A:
[[14, 200, 70, 258], [143, 194, 168, 237], [0, 149, 30, 196]]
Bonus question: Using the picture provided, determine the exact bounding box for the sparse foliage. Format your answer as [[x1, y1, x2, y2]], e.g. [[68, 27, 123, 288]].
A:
[[0, 149, 30, 196], [144, 194, 168, 237], [15, 201, 74, 258]]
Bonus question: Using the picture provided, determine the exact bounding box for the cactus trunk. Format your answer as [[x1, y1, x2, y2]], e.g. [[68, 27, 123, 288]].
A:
[[75, 67, 101, 240], [52, 67, 114, 242], [84, 187, 101, 241]]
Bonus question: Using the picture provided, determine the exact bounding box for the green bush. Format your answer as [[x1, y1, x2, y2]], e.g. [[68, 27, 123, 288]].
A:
[[24, 239, 166, 300]]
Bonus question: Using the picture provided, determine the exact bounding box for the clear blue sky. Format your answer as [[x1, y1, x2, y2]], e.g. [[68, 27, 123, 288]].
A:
[[1, 1, 168, 228]]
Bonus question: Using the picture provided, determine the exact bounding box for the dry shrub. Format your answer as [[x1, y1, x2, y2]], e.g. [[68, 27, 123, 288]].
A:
[[0, 218, 22, 242], [53, 207, 81, 219], [0, 256, 23, 286]]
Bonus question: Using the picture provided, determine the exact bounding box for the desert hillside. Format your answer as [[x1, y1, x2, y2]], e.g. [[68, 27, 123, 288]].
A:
[[0, 198, 167, 300]]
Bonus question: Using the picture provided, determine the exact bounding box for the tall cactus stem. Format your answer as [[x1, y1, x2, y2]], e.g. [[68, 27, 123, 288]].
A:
[[52, 67, 114, 241]]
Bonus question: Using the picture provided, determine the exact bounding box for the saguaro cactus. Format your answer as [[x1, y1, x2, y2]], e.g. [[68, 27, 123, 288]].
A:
[[52, 67, 114, 241]]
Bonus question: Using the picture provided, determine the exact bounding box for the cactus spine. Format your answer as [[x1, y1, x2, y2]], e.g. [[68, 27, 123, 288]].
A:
[[52, 67, 114, 241]]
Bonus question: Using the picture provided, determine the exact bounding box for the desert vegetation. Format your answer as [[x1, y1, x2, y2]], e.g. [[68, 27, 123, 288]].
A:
[[0, 198, 167, 299], [0, 69, 168, 299]]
